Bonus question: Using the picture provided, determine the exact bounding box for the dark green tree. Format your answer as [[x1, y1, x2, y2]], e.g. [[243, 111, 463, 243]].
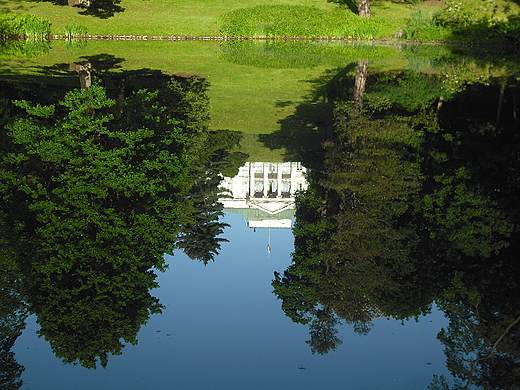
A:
[[273, 68, 465, 353], [177, 169, 230, 265], [177, 128, 248, 264], [424, 80, 520, 390], [0, 96, 26, 389], [0, 74, 210, 368], [305, 308, 343, 355]]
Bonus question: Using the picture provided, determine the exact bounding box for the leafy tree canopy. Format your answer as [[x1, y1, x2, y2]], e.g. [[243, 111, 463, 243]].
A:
[[0, 71, 237, 368]]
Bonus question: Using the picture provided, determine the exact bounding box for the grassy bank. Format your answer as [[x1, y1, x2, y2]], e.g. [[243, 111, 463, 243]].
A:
[[2, 0, 520, 42], [1, 0, 341, 37], [2, 0, 519, 161]]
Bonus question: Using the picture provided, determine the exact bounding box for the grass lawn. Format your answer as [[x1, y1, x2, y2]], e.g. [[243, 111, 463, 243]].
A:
[[3, 0, 519, 42], [2, 0, 519, 160], [2, 0, 349, 36]]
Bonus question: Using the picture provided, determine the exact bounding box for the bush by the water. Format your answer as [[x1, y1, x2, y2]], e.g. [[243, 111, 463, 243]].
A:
[[404, 10, 451, 41], [404, 1, 520, 44], [219, 5, 393, 39], [0, 14, 51, 37], [64, 23, 88, 37]]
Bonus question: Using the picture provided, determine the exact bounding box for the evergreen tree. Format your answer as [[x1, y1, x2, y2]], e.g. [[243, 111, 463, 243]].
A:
[[0, 75, 208, 368]]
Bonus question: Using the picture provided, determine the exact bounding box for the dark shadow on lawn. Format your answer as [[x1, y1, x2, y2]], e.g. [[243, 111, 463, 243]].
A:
[[446, 18, 520, 48], [259, 101, 333, 170], [26, 0, 124, 18], [259, 64, 357, 170], [308, 63, 357, 103], [29, 55, 202, 102], [77, 0, 124, 19], [327, 0, 358, 15], [33, 53, 126, 78]]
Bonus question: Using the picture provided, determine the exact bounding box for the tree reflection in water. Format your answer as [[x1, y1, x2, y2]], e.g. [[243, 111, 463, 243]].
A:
[[0, 68, 243, 376], [1, 43, 520, 389], [271, 63, 520, 389]]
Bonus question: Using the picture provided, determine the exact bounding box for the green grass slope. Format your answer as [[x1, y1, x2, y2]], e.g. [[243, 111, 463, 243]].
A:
[[0, 0, 412, 36], [2, 0, 519, 42], [2, 0, 343, 36]]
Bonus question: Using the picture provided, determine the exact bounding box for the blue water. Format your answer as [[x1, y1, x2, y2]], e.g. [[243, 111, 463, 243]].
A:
[[13, 212, 449, 390]]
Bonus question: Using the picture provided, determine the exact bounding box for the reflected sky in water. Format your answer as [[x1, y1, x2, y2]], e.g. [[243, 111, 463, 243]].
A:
[[13, 212, 449, 390]]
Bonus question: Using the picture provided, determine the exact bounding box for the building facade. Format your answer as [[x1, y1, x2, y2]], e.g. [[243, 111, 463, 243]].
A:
[[219, 162, 308, 229]]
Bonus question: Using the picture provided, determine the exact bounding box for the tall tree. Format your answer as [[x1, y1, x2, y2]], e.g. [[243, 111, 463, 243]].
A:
[[177, 169, 230, 265], [0, 74, 211, 368], [273, 68, 454, 353]]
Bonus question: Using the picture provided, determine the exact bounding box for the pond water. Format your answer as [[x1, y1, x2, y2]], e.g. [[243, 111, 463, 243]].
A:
[[2, 40, 520, 390], [12, 212, 450, 390]]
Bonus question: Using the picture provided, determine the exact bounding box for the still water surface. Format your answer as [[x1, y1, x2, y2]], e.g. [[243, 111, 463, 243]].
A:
[[2, 39, 520, 389], [13, 212, 449, 390]]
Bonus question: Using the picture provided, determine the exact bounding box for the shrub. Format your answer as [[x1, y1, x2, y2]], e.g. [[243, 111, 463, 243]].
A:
[[0, 14, 17, 35], [219, 5, 392, 39], [20, 14, 51, 37], [430, 0, 520, 44], [0, 13, 51, 37], [404, 9, 451, 42], [64, 23, 88, 37], [436, 1, 478, 29]]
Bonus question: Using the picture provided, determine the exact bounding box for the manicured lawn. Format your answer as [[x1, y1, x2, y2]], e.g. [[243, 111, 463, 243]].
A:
[[0, 38, 406, 125], [3, 0, 520, 40], [2, 0, 347, 36]]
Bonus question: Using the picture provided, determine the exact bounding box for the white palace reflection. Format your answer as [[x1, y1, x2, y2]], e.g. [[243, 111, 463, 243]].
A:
[[219, 162, 308, 229]]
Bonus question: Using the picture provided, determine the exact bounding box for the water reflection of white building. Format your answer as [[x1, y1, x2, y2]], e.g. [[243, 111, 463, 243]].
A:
[[219, 162, 308, 229]]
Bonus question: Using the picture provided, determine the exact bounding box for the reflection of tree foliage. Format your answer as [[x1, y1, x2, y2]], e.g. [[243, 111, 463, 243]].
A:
[[365, 71, 449, 113], [178, 130, 248, 264], [273, 100, 428, 353], [273, 65, 520, 375], [426, 81, 520, 390], [0, 270, 27, 389], [2, 79, 190, 368], [0, 87, 28, 389], [305, 308, 343, 355], [0, 71, 235, 368], [177, 171, 229, 265], [429, 257, 520, 389]]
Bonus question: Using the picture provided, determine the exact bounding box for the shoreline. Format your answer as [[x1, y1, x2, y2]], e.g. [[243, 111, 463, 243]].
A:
[[0, 35, 516, 48]]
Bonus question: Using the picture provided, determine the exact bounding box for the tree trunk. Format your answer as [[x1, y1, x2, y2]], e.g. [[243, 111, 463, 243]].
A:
[[496, 83, 505, 127], [436, 96, 444, 116], [68, 0, 91, 7], [353, 60, 369, 115], [69, 62, 92, 90], [358, 0, 371, 18]]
